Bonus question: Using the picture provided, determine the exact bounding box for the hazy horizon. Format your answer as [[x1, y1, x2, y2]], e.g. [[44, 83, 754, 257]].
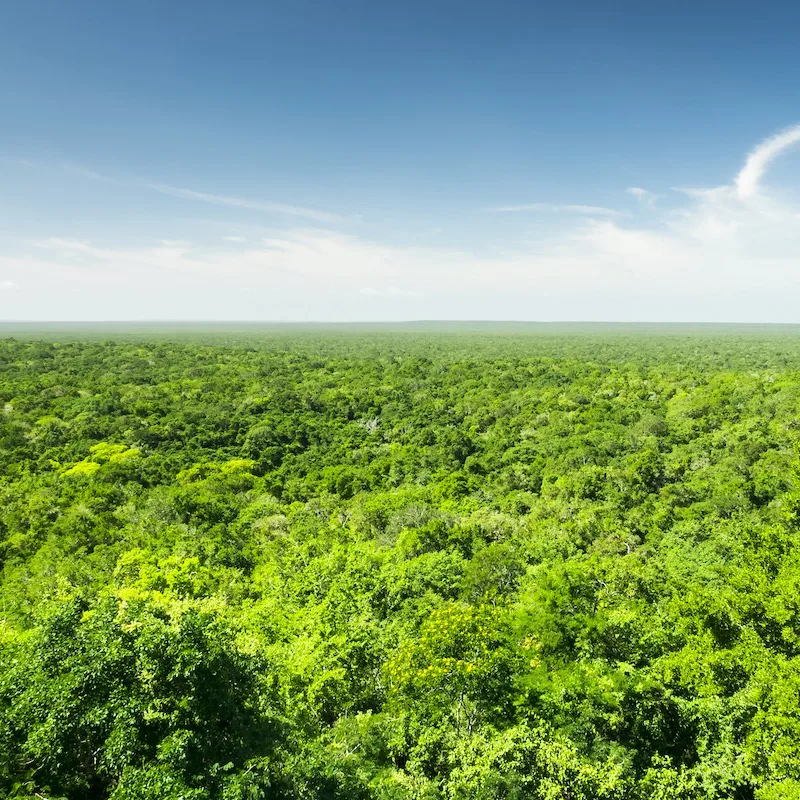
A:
[[4, 320, 800, 331]]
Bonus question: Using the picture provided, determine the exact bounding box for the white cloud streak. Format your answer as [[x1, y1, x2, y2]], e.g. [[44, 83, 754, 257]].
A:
[[489, 203, 622, 216], [144, 183, 345, 223], [4, 158, 345, 224], [626, 187, 658, 207], [735, 124, 800, 199], [6, 124, 800, 320]]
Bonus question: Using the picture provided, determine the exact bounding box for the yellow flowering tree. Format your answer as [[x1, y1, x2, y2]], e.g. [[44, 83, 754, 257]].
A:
[[386, 602, 515, 734]]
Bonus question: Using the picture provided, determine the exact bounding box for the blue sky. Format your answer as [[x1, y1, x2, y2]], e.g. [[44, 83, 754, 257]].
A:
[[2, 0, 800, 321]]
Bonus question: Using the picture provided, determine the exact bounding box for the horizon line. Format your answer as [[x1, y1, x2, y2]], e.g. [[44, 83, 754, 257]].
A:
[[2, 320, 800, 327]]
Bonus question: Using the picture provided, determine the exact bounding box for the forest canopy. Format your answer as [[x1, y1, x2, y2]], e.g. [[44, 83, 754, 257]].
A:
[[3, 327, 800, 799]]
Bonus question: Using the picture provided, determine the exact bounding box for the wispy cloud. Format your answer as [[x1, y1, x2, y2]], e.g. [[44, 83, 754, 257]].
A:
[[6, 124, 800, 320], [4, 158, 345, 224], [143, 183, 345, 223], [60, 162, 109, 182], [735, 123, 800, 199], [488, 203, 622, 216], [626, 187, 658, 207], [2, 157, 113, 182], [0, 157, 40, 169]]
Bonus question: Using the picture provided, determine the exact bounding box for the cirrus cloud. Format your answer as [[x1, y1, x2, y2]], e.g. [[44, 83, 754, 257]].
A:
[[488, 202, 622, 216], [735, 124, 800, 200], [3, 124, 800, 320]]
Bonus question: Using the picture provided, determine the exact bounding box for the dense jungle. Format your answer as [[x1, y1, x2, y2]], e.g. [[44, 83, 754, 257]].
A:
[[2, 326, 800, 800]]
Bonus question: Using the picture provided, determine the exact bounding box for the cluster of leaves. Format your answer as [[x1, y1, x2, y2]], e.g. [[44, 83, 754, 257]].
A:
[[3, 330, 800, 798]]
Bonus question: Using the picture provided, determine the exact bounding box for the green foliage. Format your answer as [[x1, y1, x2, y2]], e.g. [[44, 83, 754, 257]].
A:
[[0, 578, 276, 800], [3, 330, 800, 798]]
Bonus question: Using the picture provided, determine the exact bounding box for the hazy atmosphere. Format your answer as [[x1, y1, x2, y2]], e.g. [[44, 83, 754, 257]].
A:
[[3, 0, 800, 321]]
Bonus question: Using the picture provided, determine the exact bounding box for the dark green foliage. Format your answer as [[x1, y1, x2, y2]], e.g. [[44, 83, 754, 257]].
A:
[[2, 329, 800, 798]]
